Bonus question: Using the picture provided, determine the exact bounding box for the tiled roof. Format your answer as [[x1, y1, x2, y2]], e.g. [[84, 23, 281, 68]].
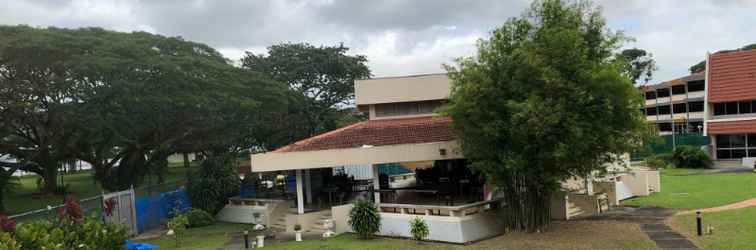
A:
[[273, 116, 456, 153], [708, 119, 756, 134], [708, 49, 756, 102]]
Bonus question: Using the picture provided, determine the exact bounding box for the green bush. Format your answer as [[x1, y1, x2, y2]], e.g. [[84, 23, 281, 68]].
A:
[[645, 153, 673, 169], [13, 216, 126, 250], [187, 156, 241, 215], [409, 216, 429, 242], [348, 199, 380, 239], [167, 213, 189, 247], [0, 232, 21, 250], [672, 145, 712, 169], [184, 208, 214, 228]]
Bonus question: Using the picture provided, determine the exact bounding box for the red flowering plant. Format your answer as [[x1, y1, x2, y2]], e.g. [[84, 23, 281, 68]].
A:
[[57, 195, 83, 224], [104, 198, 118, 217], [0, 213, 16, 232]]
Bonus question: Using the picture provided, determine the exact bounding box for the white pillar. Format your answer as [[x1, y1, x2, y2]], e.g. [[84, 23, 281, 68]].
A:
[[296, 169, 304, 214], [585, 175, 594, 196], [372, 164, 381, 204], [305, 169, 313, 204]]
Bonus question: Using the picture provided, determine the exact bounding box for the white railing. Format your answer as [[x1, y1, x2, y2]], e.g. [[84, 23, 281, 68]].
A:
[[378, 197, 505, 217], [228, 197, 287, 206]]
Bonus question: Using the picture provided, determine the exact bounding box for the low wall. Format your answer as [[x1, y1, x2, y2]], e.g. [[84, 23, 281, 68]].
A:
[[284, 210, 330, 232], [332, 204, 353, 234], [378, 208, 504, 244], [550, 193, 568, 220], [215, 204, 267, 224]]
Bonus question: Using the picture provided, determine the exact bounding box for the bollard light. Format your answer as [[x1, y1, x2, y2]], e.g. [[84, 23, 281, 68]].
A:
[[244, 230, 249, 249], [696, 211, 702, 236]]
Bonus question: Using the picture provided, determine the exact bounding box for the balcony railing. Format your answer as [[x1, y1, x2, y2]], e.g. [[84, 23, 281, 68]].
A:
[[378, 197, 505, 217]]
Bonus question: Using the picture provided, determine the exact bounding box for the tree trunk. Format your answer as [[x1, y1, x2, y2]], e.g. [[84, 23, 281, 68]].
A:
[[43, 165, 59, 194], [500, 173, 552, 233], [183, 152, 190, 168]]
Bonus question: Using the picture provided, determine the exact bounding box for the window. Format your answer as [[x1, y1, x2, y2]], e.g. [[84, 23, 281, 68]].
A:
[[645, 91, 656, 100], [741, 101, 753, 114], [688, 121, 703, 133], [687, 80, 705, 92], [688, 101, 704, 112], [714, 103, 726, 115], [657, 123, 672, 132], [716, 134, 756, 159], [374, 101, 441, 117], [656, 88, 670, 98], [673, 103, 687, 113], [646, 107, 657, 115], [726, 102, 739, 115], [657, 105, 671, 115], [640, 108, 645, 114], [672, 85, 686, 95]]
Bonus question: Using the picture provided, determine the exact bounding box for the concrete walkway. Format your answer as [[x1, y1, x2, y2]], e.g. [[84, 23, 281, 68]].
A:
[[591, 206, 698, 250], [677, 197, 756, 215]]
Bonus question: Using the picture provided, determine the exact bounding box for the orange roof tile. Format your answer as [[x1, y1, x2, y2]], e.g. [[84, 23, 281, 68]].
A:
[[273, 116, 456, 153], [708, 119, 756, 134], [708, 50, 756, 102]]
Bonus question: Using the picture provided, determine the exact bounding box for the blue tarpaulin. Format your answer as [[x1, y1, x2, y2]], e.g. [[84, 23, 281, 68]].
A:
[[125, 240, 159, 250], [135, 188, 191, 233]]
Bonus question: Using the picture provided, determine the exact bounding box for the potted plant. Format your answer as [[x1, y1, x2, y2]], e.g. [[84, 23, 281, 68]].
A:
[[294, 224, 303, 241]]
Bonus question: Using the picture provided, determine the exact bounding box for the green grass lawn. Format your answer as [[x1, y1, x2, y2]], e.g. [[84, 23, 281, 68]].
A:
[[672, 206, 756, 249], [7, 165, 195, 215], [622, 168, 756, 209], [142, 220, 655, 250], [142, 223, 250, 250]]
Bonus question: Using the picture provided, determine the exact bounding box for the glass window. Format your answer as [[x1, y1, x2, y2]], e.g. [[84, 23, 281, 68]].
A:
[[688, 122, 704, 133], [645, 91, 656, 100], [726, 102, 739, 115], [750, 149, 756, 158], [687, 80, 705, 92], [732, 134, 746, 148], [717, 135, 732, 148], [749, 134, 756, 147], [752, 101, 756, 113], [673, 103, 687, 113], [657, 105, 671, 115], [740, 101, 753, 114], [688, 101, 704, 112], [657, 123, 672, 132], [717, 149, 732, 159], [714, 103, 726, 115], [733, 149, 747, 158], [656, 88, 670, 98], [646, 107, 657, 115], [672, 85, 686, 95]]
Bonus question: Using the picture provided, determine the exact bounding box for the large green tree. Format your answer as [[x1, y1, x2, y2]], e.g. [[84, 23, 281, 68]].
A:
[[443, 0, 651, 232], [617, 48, 656, 84], [241, 43, 371, 147], [0, 26, 286, 192]]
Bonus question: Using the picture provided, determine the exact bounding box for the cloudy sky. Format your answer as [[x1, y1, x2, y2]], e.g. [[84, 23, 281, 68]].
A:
[[2, 0, 756, 82]]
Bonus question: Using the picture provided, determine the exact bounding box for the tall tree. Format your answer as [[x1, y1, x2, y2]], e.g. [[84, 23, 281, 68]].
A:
[[241, 43, 371, 147], [617, 48, 657, 84], [443, 0, 651, 232]]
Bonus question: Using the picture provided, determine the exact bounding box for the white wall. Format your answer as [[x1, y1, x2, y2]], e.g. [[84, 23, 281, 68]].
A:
[[377, 209, 504, 244]]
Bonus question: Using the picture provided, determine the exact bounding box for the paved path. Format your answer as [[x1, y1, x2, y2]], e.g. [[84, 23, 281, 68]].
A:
[[677, 197, 756, 215], [591, 206, 698, 250]]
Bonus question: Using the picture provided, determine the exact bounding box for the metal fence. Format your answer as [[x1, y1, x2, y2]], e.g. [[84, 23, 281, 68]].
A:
[[9, 195, 103, 224]]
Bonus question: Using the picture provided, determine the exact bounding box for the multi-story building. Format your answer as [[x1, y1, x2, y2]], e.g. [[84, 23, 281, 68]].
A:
[[705, 49, 756, 163], [641, 72, 706, 135], [642, 49, 756, 165]]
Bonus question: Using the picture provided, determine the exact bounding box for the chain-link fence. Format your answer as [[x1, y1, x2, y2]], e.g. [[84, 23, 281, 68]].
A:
[[9, 195, 103, 224]]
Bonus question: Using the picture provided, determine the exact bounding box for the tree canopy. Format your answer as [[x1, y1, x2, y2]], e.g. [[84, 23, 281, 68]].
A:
[[0, 26, 288, 192], [241, 43, 371, 145], [617, 48, 657, 84], [443, 0, 651, 232]]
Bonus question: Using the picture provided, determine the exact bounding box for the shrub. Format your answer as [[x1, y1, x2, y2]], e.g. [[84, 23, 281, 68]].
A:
[[0, 214, 16, 232], [348, 199, 380, 239], [0, 232, 20, 250], [184, 208, 214, 228], [672, 145, 712, 169], [409, 216, 429, 242], [645, 153, 673, 169], [57, 195, 83, 223], [167, 213, 189, 247], [14, 216, 126, 250], [293, 224, 302, 232], [187, 156, 241, 215]]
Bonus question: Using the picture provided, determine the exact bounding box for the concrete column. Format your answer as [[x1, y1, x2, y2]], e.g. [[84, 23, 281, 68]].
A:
[[585, 175, 594, 196], [296, 169, 304, 215], [305, 169, 313, 204], [372, 164, 381, 204]]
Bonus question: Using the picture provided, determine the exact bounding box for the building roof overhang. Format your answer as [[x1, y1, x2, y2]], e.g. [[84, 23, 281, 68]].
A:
[[707, 118, 756, 134]]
